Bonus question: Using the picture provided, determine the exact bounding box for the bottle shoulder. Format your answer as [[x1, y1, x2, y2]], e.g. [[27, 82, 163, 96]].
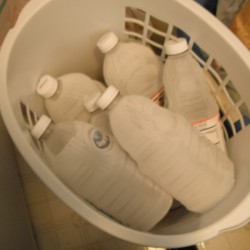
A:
[[107, 41, 158, 60]]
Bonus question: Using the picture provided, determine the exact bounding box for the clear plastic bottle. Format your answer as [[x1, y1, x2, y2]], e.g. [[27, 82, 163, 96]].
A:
[[36, 73, 111, 133], [30, 115, 172, 231], [93, 86, 235, 213], [163, 38, 226, 152], [97, 31, 163, 101]]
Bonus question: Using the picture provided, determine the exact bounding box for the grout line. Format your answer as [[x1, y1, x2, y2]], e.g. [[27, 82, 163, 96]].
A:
[[224, 232, 235, 250]]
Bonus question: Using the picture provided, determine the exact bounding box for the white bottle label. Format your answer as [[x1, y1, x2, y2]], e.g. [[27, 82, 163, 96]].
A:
[[91, 129, 111, 150], [192, 113, 226, 152]]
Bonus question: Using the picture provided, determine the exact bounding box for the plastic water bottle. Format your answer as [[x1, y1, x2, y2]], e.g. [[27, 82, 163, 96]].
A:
[[30, 115, 172, 231], [163, 38, 226, 152], [92, 86, 235, 213], [36, 73, 111, 133], [97, 31, 163, 102]]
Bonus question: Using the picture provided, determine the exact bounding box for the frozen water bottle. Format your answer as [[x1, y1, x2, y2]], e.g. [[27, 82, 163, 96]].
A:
[[30, 115, 172, 231], [93, 86, 235, 213], [163, 38, 226, 152], [36, 73, 111, 133], [97, 31, 163, 102]]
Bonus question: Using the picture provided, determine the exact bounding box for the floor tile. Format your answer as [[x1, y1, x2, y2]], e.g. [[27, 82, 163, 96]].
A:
[[28, 201, 54, 232], [85, 239, 119, 250], [14, 148, 37, 181], [78, 223, 91, 246], [36, 229, 61, 250], [202, 233, 232, 250], [44, 184, 58, 201], [22, 178, 47, 205], [85, 224, 113, 244], [115, 238, 147, 250], [48, 197, 81, 227], [56, 224, 83, 250], [226, 226, 250, 250]]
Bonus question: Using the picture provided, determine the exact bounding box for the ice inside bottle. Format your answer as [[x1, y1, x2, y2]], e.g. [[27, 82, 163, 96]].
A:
[[163, 38, 226, 152], [36, 73, 111, 133], [93, 86, 235, 213], [30, 114, 172, 231], [97, 31, 164, 102]]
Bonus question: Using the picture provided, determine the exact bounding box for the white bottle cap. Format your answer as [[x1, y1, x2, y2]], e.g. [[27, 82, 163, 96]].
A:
[[164, 38, 189, 55], [31, 115, 52, 139], [84, 92, 102, 112], [97, 32, 119, 53], [36, 75, 59, 98], [96, 86, 119, 110]]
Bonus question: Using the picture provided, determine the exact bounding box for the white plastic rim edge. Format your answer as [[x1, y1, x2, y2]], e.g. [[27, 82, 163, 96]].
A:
[[0, 0, 250, 247]]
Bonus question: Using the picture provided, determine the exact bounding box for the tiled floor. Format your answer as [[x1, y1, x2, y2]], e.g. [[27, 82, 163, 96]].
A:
[[14, 148, 250, 250]]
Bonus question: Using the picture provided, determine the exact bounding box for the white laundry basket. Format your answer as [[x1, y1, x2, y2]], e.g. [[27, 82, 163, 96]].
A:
[[1, 0, 250, 248]]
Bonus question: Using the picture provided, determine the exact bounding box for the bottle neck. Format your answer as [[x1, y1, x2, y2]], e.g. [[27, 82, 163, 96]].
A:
[[40, 122, 54, 140], [168, 50, 188, 59], [48, 79, 61, 99], [105, 93, 121, 111], [106, 41, 120, 54], [51, 80, 62, 98]]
